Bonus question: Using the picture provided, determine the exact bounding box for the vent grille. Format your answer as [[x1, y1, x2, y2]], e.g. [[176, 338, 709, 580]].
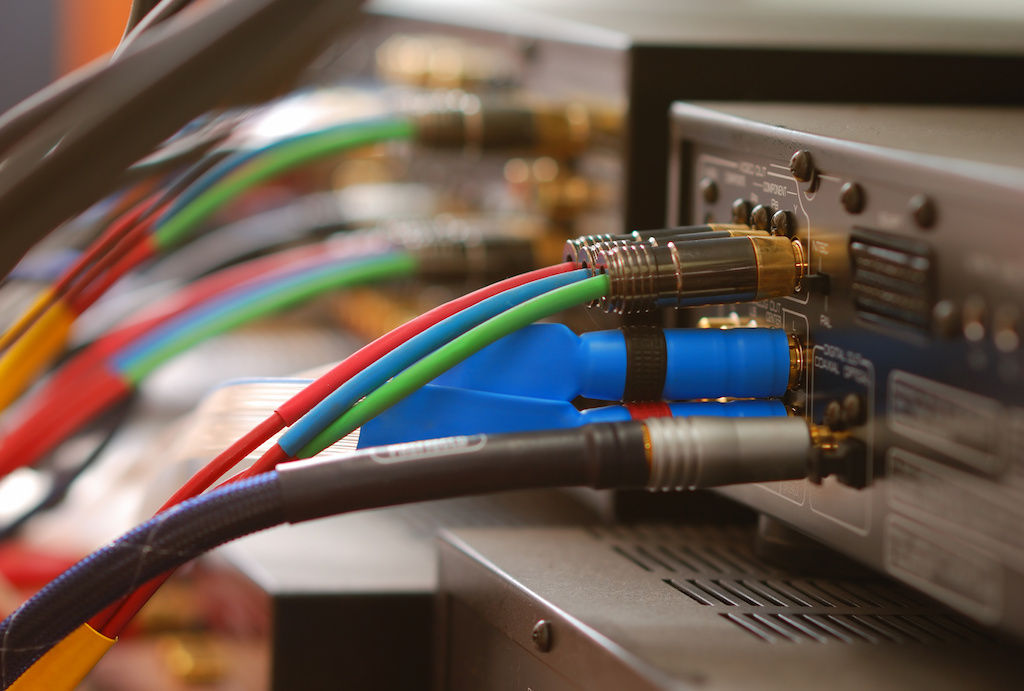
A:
[[592, 524, 989, 645], [723, 612, 984, 645]]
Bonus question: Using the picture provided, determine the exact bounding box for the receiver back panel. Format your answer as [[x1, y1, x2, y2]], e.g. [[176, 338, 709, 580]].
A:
[[668, 102, 1024, 638]]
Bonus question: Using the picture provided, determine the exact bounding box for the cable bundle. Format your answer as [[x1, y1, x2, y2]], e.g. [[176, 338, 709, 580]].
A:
[[1, 414, 835, 688], [0, 0, 368, 280]]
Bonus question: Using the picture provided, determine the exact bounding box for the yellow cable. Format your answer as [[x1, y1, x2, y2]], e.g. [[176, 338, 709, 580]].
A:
[[0, 299, 75, 413], [7, 624, 115, 691], [0, 290, 59, 353]]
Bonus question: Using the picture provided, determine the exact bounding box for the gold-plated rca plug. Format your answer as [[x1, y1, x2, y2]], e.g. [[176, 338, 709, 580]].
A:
[[562, 223, 767, 266], [412, 99, 621, 158], [592, 235, 807, 314], [787, 333, 806, 390], [377, 215, 540, 282], [375, 34, 515, 89], [806, 423, 868, 488], [752, 235, 807, 300], [809, 423, 843, 453]]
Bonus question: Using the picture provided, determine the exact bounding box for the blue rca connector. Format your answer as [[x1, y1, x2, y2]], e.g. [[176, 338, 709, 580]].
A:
[[432, 323, 797, 402], [357, 384, 788, 447]]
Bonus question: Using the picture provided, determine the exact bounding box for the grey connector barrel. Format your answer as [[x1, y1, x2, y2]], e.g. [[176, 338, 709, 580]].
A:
[[644, 416, 812, 491]]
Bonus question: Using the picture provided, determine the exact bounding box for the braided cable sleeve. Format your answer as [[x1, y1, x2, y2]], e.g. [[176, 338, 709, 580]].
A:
[[0, 473, 284, 687]]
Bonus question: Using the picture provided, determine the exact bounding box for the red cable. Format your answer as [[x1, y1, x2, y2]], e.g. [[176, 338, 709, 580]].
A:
[[67, 233, 158, 313], [0, 200, 157, 357], [160, 416, 285, 511], [275, 261, 578, 426], [99, 262, 578, 635], [0, 370, 132, 480], [242, 261, 579, 477], [90, 415, 285, 635], [0, 242, 338, 478], [55, 199, 157, 295]]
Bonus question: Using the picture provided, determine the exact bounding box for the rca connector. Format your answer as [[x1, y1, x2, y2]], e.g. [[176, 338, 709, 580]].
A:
[[432, 322, 803, 402], [412, 98, 620, 158], [563, 223, 767, 267], [592, 235, 807, 313], [362, 215, 539, 283], [644, 416, 840, 491]]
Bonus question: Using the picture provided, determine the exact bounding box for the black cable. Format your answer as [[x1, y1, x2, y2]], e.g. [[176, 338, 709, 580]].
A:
[[123, 0, 159, 36], [0, 0, 198, 172], [0, 59, 105, 160], [0, 0, 193, 164], [0, 395, 137, 542], [119, 110, 251, 185], [0, 0, 366, 282], [118, 0, 198, 57], [0, 416, 826, 686], [0, 422, 651, 685]]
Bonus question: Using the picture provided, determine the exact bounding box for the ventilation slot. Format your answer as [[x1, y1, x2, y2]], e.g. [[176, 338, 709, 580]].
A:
[[656, 545, 700, 572], [634, 545, 676, 572], [676, 545, 724, 573], [781, 580, 835, 607], [664, 579, 715, 606], [682, 579, 743, 606], [612, 545, 654, 572]]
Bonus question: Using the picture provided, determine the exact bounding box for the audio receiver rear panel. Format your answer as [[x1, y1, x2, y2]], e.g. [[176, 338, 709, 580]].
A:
[[668, 103, 1024, 638]]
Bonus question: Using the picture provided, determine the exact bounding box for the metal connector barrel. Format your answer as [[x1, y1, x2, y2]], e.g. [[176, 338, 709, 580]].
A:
[[563, 224, 764, 265], [379, 216, 537, 282], [593, 235, 807, 313], [412, 101, 617, 158], [643, 416, 813, 490]]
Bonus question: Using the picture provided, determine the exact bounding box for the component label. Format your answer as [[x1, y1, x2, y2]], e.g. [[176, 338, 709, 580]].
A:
[[885, 516, 1002, 623], [889, 371, 1004, 475]]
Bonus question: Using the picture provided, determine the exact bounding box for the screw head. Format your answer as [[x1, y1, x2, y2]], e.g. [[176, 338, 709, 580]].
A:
[[993, 305, 1021, 354], [909, 194, 937, 229], [699, 177, 719, 204], [789, 150, 815, 182], [731, 198, 752, 225], [839, 182, 865, 214], [770, 210, 794, 237], [932, 300, 959, 339], [824, 400, 843, 429], [531, 620, 553, 652], [841, 394, 864, 426], [749, 204, 772, 230]]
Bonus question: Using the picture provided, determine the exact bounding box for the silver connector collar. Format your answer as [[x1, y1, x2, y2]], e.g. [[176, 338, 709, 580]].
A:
[[644, 416, 812, 491], [594, 241, 664, 314]]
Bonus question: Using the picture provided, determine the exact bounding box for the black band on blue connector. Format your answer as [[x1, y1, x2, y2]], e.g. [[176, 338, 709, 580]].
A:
[[622, 326, 666, 401]]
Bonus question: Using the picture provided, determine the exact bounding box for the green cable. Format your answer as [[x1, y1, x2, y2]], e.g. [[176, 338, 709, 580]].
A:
[[297, 274, 610, 458], [122, 253, 418, 383], [153, 118, 416, 249]]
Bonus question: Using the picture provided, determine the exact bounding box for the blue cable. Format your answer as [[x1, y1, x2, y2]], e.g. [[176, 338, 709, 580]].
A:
[[110, 252, 396, 373], [153, 116, 405, 229], [276, 268, 591, 456]]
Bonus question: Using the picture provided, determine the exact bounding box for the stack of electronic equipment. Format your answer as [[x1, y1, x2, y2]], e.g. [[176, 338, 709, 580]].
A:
[[0, 1, 1023, 690]]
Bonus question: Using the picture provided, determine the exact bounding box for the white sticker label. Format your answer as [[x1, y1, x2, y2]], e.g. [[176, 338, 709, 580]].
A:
[[370, 435, 487, 464], [889, 370, 1004, 475], [885, 516, 1003, 624]]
